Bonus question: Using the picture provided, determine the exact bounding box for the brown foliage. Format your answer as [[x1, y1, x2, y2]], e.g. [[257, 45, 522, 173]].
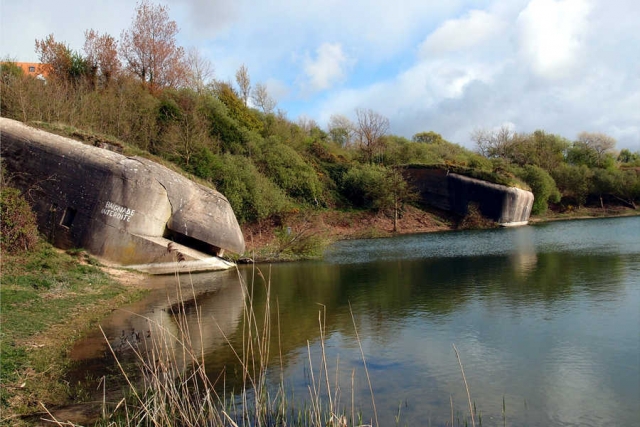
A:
[[34, 34, 72, 80], [84, 29, 121, 86], [120, 0, 187, 90], [457, 203, 497, 230]]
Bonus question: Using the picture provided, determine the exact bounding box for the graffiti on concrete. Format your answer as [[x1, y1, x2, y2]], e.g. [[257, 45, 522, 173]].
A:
[[101, 201, 136, 222]]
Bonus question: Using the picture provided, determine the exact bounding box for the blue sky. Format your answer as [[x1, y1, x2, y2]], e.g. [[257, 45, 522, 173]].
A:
[[2, 0, 639, 151]]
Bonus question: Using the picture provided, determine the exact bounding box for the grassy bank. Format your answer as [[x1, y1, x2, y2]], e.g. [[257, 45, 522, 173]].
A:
[[0, 243, 147, 425]]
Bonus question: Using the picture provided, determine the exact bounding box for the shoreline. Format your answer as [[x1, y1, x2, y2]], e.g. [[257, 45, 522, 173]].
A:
[[528, 206, 639, 224], [241, 205, 639, 262]]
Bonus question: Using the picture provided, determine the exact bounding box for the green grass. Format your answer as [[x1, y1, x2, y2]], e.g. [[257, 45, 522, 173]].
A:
[[0, 242, 146, 422]]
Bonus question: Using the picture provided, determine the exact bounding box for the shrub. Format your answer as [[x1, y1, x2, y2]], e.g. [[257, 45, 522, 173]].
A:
[[458, 203, 496, 230], [190, 151, 291, 223], [256, 137, 324, 204], [341, 163, 389, 209], [0, 187, 39, 253], [551, 164, 593, 206], [516, 165, 561, 215]]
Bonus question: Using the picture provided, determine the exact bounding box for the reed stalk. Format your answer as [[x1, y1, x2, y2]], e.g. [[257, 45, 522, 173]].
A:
[[41, 265, 487, 426], [452, 343, 476, 427]]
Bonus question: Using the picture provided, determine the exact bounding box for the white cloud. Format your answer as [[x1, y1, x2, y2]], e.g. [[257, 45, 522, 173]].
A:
[[264, 78, 290, 103], [168, 0, 239, 38], [1, 0, 639, 151], [0, 0, 132, 62], [516, 0, 592, 80], [303, 43, 352, 93], [420, 10, 505, 56]]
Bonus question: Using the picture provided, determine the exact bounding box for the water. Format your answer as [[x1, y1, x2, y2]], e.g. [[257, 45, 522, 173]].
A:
[[73, 216, 640, 426]]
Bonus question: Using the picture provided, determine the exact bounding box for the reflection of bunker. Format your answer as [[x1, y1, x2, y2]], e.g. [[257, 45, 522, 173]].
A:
[[72, 271, 245, 376], [1, 118, 245, 272]]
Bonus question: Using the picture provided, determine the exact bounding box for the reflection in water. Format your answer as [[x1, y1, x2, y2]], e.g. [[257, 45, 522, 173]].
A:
[[72, 216, 640, 426], [510, 225, 538, 275], [70, 270, 245, 378]]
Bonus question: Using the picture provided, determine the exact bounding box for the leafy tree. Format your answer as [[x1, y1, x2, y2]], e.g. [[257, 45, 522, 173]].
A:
[[383, 167, 418, 232], [612, 170, 639, 209], [412, 131, 444, 144], [566, 142, 598, 168], [199, 94, 244, 153], [618, 149, 640, 165], [577, 131, 616, 167], [507, 130, 569, 172], [120, 0, 187, 90], [212, 81, 263, 132], [591, 168, 618, 209], [327, 114, 355, 147], [0, 60, 24, 81], [551, 164, 593, 207], [516, 165, 560, 215], [35, 34, 89, 83], [341, 164, 417, 229], [382, 135, 415, 165], [157, 89, 214, 165], [341, 163, 387, 208], [567, 140, 616, 169]]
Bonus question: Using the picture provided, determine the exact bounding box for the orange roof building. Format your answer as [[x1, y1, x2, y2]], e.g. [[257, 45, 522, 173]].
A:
[[14, 62, 49, 79]]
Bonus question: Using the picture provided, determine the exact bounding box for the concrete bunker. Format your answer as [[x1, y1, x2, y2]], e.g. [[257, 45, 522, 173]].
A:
[[403, 166, 534, 226], [1, 118, 245, 273]]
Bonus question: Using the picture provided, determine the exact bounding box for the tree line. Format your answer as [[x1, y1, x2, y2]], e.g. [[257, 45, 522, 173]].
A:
[[471, 126, 640, 212], [2, 0, 638, 228]]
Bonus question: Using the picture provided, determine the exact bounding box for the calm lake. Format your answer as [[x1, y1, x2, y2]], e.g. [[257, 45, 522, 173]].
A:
[[73, 216, 640, 426]]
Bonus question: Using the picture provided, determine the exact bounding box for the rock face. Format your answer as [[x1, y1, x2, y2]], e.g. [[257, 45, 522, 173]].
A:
[[1, 118, 245, 270], [404, 166, 534, 225]]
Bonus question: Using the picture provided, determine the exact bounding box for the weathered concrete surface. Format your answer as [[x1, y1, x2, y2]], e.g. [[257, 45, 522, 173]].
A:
[[404, 166, 534, 225], [1, 118, 245, 271]]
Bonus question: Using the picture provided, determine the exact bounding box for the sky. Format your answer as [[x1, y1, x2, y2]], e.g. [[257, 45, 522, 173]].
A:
[[1, 0, 639, 151]]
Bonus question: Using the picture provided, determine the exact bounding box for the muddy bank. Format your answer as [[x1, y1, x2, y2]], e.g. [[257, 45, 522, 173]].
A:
[[242, 205, 454, 255]]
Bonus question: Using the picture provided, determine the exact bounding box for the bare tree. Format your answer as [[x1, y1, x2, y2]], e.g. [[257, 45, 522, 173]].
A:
[[327, 114, 355, 146], [472, 125, 514, 159], [185, 47, 214, 93], [235, 64, 251, 106], [297, 115, 318, 134], [120, 0, 187, 90], [84, 29, 121, 86], [251, 82, 276, 113], [355, 108, 389, 163], [577, 131, 616, 166]]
